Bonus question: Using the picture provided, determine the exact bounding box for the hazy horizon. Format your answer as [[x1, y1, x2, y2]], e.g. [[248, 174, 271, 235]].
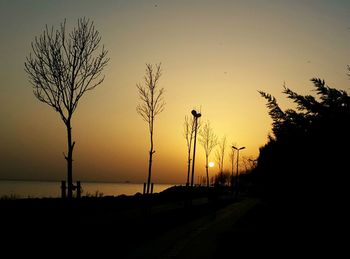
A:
[[1, 0, 350, 184], [0, 176, 179, 185]]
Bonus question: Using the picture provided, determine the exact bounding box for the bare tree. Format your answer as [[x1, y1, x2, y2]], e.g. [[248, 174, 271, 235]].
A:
[[136, 63, 165, 194], [199, 121, 218, 187], [24, 18, 109, 198], [215, 136, 227, 176], [214, 171, 231, 186], [183, 115, 195, 186], [244, 156, 258, 173]]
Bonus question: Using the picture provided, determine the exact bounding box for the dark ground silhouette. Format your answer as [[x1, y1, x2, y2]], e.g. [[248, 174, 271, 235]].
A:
[[0, 187, 232, 255], [1, 186, 346, 257]]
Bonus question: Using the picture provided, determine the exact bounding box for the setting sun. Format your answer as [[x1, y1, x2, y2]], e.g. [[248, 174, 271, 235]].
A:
[[209, 162, 215, 168]]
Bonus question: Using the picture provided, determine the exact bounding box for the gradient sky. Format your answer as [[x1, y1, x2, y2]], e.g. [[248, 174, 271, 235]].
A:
[[1, 0, 349, 184]]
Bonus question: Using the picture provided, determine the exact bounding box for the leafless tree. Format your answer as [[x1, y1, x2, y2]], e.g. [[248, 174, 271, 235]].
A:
[[24, 18, 109, 198], [242, 156, 249, 173], [244, 156, 258, 173], [215, 136, 227, 175], [199, 121, 218, 187], [136, 63, 165, 194], [214, 171, 231, 186], [183, 115, 195, 186]]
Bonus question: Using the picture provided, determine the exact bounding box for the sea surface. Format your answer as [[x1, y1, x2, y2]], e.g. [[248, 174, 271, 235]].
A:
[[0, 180, 174, 198]]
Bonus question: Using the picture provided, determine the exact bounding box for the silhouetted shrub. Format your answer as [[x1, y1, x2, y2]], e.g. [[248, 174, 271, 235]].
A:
[[256, 74, 350, 212]]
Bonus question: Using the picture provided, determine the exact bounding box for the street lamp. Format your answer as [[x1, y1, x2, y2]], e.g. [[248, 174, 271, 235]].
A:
[[190, 109, 201, 188], [232, 145, 245, 197], [231, 149, 235, 189]]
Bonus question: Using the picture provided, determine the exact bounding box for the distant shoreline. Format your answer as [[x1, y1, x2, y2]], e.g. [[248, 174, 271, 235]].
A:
[[0, 178, 179, 185], [0, 180, 176, 199]]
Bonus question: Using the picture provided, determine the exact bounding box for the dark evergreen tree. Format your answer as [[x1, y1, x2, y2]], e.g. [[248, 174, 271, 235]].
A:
[[255, 72, 350, 230]]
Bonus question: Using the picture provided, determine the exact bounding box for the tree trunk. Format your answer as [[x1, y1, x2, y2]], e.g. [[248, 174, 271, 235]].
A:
[[190, 118, 198, 187], [235, 151, 240, 198], [147, 149, 153, 194], [186, 151, 191, 186], [66, 120, 74, 199], [147, 127, 154, 194], [205, 155, 209, 188], [231, 152, 235, 189]]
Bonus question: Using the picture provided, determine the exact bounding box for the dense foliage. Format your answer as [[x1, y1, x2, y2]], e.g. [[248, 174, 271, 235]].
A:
[[255, 73, 350, 206]]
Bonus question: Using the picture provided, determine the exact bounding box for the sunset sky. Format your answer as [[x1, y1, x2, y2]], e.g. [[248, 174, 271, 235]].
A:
[[1, 0, 349, 184]]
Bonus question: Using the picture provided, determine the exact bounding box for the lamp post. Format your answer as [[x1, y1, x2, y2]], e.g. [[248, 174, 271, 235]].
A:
[[232, 145, 245, 197], [231, 149, 235, 189], [190, 109, 201, 188]]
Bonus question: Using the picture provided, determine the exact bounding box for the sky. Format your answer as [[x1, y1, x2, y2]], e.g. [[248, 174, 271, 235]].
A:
[[1, 0, 350, 184]]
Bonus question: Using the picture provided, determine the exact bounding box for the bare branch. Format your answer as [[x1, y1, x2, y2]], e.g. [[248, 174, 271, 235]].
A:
[[184, 115, 195, 152], [136, 63, 165, 131], [215, 136, 227, 174], [199, 120, 218, 160], [24, 18, 109, 123]]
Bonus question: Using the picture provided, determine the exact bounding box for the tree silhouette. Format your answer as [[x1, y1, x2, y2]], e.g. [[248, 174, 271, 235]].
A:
[[183, 115, 195, 186], [136, 63, 165, 194], [215, 136, 227, 178], [214, 171, 230, 187], [199, 120, 218, 187], [24, 18, 109, 198], [257, 73, 350, 206]]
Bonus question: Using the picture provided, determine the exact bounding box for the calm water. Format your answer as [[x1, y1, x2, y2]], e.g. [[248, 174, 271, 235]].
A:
[[0, 180, 174, 198]]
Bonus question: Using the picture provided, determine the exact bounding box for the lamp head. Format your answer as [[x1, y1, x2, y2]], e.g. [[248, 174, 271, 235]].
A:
[[191, 110, 201, 118]]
